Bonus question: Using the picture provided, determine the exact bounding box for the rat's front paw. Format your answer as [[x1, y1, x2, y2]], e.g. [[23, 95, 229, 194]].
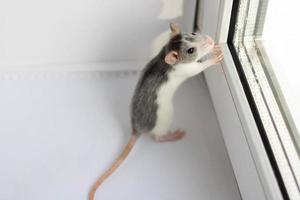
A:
[[212, 45, 224, 64]]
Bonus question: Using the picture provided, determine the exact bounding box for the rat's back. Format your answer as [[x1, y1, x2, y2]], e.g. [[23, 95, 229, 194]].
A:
[[131, 50, 172, 134]]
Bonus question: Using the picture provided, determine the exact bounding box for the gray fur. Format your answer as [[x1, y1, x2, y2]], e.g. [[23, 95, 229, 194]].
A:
[[131, 48, 173, 135]]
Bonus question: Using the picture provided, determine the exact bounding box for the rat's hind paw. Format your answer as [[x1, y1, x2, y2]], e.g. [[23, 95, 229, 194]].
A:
[[154, 129, 186, 142]]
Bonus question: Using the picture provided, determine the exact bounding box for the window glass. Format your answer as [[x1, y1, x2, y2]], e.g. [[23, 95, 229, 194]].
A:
[[228, 1, 300, 199]]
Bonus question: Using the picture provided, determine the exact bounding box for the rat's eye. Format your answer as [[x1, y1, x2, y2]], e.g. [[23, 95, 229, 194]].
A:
[[187, 47, 195, 54]]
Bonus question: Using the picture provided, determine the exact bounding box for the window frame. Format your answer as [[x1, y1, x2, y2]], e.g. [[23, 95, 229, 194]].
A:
[[198, 0, 299, 199], [228, 0, 300, 199]]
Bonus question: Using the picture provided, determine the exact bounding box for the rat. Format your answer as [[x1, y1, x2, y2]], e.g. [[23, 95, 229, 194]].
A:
[[89, 22, 223, 200]]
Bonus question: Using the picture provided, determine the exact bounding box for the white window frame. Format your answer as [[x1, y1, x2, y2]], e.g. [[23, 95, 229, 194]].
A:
[[198, 0, 285, 199]]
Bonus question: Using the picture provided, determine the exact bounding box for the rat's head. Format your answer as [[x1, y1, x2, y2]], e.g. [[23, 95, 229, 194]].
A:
[[164, 22, 215, 65]]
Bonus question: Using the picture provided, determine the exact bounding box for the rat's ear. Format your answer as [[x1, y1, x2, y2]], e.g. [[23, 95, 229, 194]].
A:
[[164, 51, 179, 65], [170, 22, 181, 37]]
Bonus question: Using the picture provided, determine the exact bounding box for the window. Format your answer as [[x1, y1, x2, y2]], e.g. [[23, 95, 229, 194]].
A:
[[227, 0, 300, 199]]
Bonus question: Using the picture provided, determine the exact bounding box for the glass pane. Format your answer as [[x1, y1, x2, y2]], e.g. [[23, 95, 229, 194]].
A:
[[262, 1, 300, 149], [228, 0, 300, 199]]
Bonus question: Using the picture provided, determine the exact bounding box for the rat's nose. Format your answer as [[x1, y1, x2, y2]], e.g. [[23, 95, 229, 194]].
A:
[[206, 35, 214, 45]]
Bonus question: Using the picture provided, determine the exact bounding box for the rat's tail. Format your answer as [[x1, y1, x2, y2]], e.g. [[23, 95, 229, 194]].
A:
[[88, 133, 138, 200]]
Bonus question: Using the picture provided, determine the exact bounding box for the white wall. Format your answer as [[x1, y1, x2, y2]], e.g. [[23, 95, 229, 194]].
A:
[[0, 0, 196, 67]]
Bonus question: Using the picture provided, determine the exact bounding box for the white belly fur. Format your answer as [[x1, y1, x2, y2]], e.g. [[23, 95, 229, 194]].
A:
[[151, 62, 206, 136], [152, 71, 186, 136]]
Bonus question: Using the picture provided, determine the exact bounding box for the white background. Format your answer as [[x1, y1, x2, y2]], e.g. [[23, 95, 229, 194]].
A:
[[0, 0, 195, 66], [0, 70, 240, 200], [0, 0, 241, 200]]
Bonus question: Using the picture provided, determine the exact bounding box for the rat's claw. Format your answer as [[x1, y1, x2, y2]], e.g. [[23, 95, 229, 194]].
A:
[[211, 52, 224, 64], [216, 53, 224, 62]]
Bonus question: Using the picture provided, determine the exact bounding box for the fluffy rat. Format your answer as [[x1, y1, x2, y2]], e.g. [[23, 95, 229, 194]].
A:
[[89, 22, 223, 200]]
